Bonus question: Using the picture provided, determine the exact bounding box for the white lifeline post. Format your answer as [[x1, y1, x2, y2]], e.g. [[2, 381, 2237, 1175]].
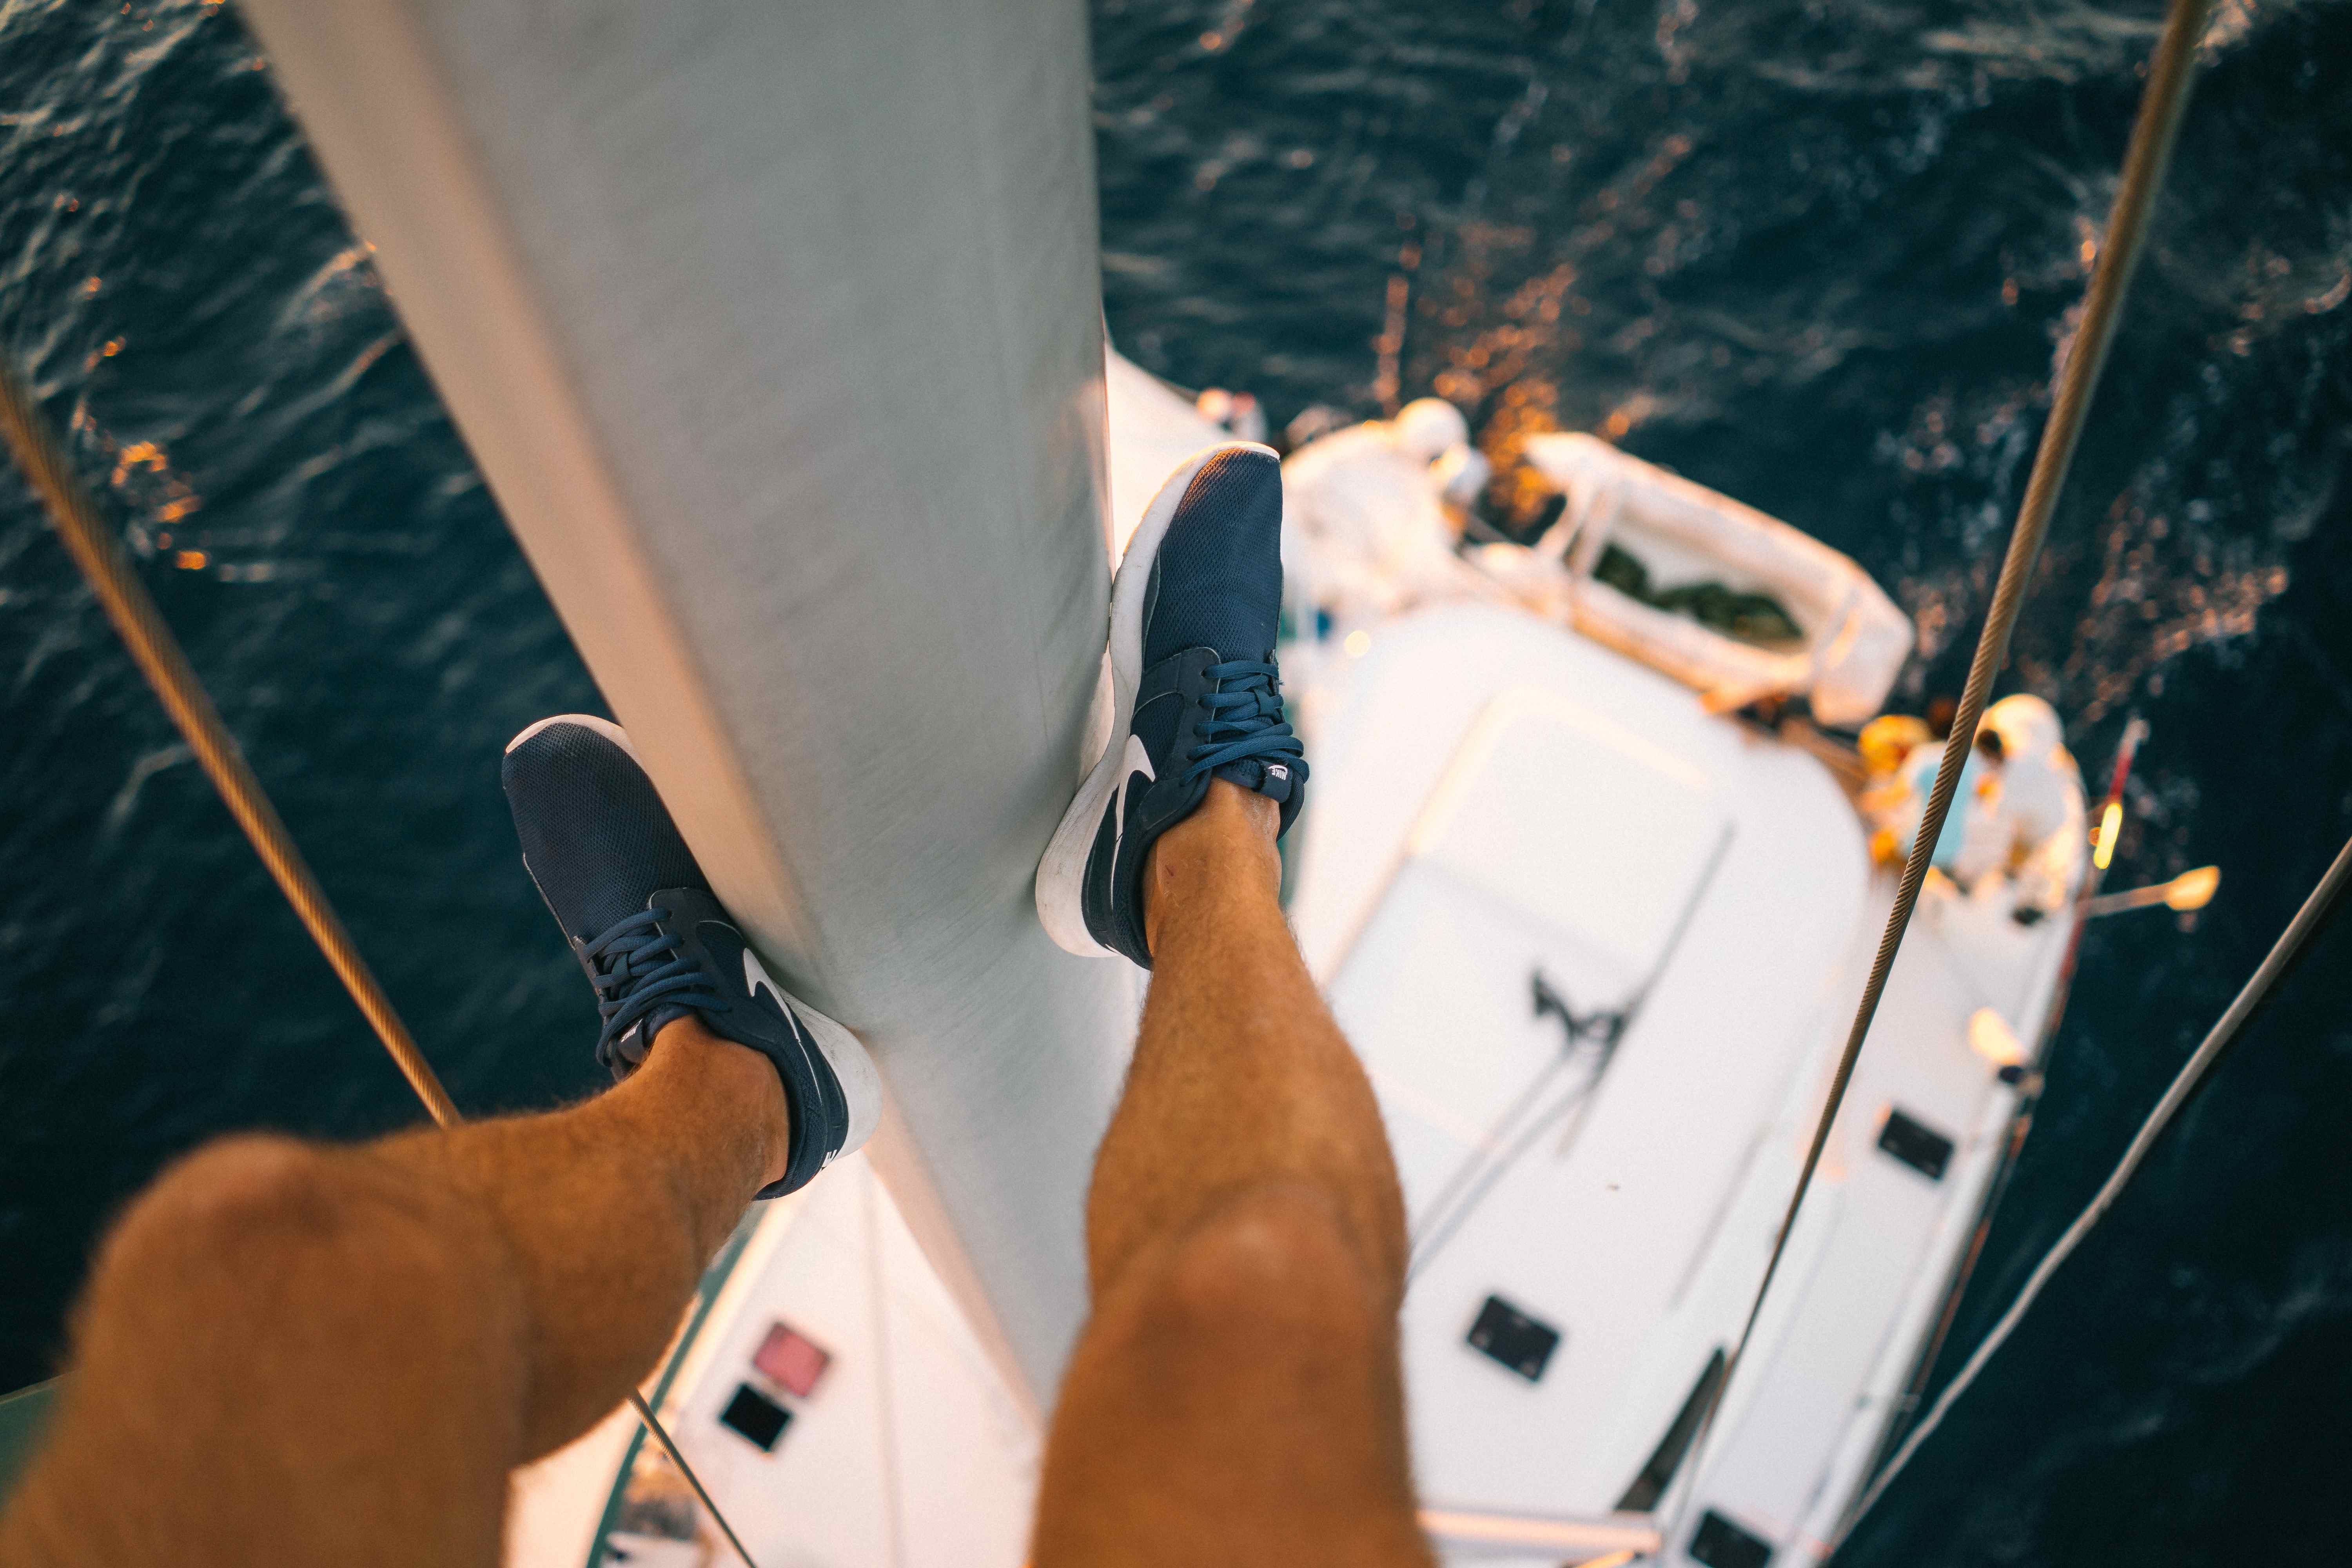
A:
[[238, 0, 1128, 1406]]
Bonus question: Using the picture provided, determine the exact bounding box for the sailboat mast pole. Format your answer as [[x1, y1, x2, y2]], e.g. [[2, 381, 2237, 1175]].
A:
[[235, 0, 1131, 1406]]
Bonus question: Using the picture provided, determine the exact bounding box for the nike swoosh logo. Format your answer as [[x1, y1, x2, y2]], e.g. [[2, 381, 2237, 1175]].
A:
[[742, 946, 840, 1168], [1111, 732, 1156, 868], [744, 948, 787, 1017]]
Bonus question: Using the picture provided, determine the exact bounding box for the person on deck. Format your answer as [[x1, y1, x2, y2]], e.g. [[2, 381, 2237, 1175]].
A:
[[1860, 710, 2001, 877], [1979, 693, 2087, 919], [1859, 695, 2084, 923], [0, 446, 1434, 1567]]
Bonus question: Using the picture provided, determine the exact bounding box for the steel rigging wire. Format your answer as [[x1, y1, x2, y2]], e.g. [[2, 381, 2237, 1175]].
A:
[[0, 355, 766, 1568], [1838, 829, 2352, 1547], [1668, 0, 2220, 1526]]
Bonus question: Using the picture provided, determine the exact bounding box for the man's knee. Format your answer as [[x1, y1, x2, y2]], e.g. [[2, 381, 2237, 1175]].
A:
[[115, 1134, 346, 1247], [95, 1134, 423, 1290], [1140, 1179, 1391, 1356], [84, 1133, 520, 1366], [1049, 1179, 1418, 1544]]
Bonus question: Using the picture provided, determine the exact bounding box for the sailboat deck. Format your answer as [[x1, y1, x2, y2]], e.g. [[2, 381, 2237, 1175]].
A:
[[1289, 602, 2075, 1565]]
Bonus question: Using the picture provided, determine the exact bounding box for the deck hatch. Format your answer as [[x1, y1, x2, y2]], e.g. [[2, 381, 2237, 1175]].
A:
[[1465, 1294, 1561, 1381], [751, 1319, 832, 1398], [1690, 1507, 1774, 1568], [718, 1383, 792, 1452], [1877, 1107, 1955, 1181]]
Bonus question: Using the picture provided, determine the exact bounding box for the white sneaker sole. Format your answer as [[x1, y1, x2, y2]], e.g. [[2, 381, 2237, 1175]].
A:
[[1033, 441, 1279, 957], [789, 993, 883, 1165], [506, 712, 882, 1165]]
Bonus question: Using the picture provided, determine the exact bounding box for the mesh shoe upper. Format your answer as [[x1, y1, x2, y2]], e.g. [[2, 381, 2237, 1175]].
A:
[[1143, 447, 1285, 668], [501, 717, 855, 1196], [1078, 447, 1308, 965]]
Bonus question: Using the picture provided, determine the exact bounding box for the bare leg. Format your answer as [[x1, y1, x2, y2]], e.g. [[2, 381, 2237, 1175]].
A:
[[0, 1019, 784, 1568], [1033, 780, 1430, 1567]]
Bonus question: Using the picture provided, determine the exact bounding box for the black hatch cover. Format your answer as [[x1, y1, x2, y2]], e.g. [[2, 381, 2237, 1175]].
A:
[[1465, 1294, 1561, 1381], [1877, 1106, 1955, 1181], [1690, 1507, 1774, 1568]]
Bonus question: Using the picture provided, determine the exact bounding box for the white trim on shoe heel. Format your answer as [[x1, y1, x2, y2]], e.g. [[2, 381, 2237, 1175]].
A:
[[791, 996, 883, 1163], [506, 712, 638, 759], [1034, 735, 1127, 955], [1033, 441, 1278, 958]]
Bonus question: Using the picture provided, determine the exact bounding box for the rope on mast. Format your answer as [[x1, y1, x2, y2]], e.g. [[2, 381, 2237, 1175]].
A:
[[0, 354, 764, 1568], [1839, 829, 2352, 1543], [1673, 0, 2218, 1518]]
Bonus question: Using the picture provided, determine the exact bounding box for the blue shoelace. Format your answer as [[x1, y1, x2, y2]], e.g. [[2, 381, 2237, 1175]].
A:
[[1185, 660, 1309, 786], [581, 906, 728, 1061]]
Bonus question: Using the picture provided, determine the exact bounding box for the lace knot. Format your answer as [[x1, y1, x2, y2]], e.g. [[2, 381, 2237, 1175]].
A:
[[1184, 660, 1309, 789], [581, 907, 726, 1069]]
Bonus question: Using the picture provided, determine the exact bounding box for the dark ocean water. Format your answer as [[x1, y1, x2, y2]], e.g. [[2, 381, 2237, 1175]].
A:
[[4, 0, 2349, 1561]]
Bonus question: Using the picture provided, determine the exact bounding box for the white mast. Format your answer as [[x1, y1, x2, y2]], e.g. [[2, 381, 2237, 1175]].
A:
[[237, 0, 1126, 1407]]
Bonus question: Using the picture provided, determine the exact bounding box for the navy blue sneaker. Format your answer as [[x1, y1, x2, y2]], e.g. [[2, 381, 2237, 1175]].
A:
[[1036, 443, 1307, 967], [502, 715, 880, 1198]]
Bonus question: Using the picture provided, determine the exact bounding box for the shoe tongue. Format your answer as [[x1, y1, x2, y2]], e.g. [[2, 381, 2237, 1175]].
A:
[[1142, 449, 1283, 667]]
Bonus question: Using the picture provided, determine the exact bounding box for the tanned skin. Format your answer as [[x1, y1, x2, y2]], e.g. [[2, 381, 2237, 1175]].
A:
[[1, 781, 1426, 1567], [1033, 780, 1430, 1567]]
